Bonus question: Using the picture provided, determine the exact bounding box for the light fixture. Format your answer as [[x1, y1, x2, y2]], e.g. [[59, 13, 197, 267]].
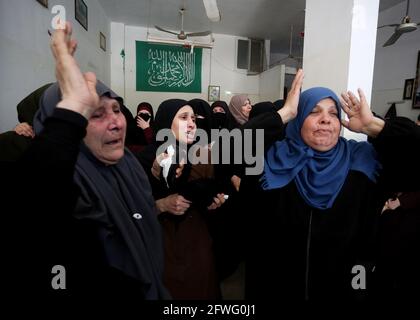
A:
[[203, 0, 221, 22], [147, 35, 214, 49]]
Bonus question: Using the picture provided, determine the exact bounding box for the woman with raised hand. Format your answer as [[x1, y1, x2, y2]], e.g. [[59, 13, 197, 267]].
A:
[[15, 22, 170, 299], [241, 69, 420, 301], [127, 102, 155, 154]]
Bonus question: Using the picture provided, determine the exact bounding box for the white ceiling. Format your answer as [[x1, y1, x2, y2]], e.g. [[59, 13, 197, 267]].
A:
[[98, 0, 406, 55]]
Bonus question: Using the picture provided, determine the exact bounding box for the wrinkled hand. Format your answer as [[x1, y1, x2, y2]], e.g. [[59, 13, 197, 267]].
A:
[[137, 116, 150, 129], [340, 89, 384, 137], [207, 193, 226, 210], [278, 69, 304, 123], [340, 89, 373, 132], [50, 22, 99, 118], [156, 194, 191, 215], [14, 122, 35, 138]]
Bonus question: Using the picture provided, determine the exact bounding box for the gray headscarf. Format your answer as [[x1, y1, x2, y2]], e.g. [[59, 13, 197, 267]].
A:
[[34, 81, 170, 299], [228, 94, 250, 125], [33, 81, 122, 134]]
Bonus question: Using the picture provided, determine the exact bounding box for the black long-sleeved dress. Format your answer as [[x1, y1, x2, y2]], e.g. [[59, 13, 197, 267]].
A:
[[239, 112, 420, 301], [1, 109, 168, 300]]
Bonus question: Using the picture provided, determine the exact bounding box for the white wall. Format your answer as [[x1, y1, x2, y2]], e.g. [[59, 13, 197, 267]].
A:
[[259, 64, 285, 102], [372, 0, 420, 121], [110, 23, 260, 115], [0, 0, 111, 132]]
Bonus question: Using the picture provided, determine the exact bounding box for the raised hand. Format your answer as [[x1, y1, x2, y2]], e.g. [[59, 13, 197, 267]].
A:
[[137, 116, 150, 129], [50, 22, 99, 118], [340, 88, 385, 137], [151, 154, 164, 180], [278, 68, 304, 123], [152, 153, 185, 180]]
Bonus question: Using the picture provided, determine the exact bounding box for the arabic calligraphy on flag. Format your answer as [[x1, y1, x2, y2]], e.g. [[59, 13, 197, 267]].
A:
[[136, 41, 202, 93]]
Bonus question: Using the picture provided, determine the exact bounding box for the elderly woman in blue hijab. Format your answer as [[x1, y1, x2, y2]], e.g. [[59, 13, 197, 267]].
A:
[[19, 22, 170, 299], [241, 70, 420, 301]]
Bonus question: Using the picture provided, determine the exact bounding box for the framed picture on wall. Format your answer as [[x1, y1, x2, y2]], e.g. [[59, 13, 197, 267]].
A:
[[75, 0, 88, 31], [403, 78, 414, 100], [208, 85, 220, 102], [36, 0, 48, 8], [413, 50, 420, 109], [100, 32, 106, 51]]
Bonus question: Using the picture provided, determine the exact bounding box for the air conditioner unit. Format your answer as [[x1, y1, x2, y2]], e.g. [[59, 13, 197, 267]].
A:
[[236, 38, 264, 74]]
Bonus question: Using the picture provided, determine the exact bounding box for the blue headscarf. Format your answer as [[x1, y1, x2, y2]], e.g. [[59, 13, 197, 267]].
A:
[[261, 87, 381, 210]]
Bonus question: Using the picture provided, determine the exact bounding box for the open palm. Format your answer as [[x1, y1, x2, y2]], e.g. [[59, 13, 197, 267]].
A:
[[340, 88, 375, 133]]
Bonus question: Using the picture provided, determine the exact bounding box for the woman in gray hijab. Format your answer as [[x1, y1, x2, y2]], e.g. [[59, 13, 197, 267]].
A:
[[28, 22, 170, 299], [228, 94, 252, 128]]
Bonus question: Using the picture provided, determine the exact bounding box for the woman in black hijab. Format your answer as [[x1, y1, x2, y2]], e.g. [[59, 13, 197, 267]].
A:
[[30, 23, 169, 300], [210, 100, 232, 130], [249, 100, 286, 119], [136, 102, 154, 125], [138, 98, 226, 299], [189, 99, 212, 140], [127, 102, 155, 154], [0, 83, 53, 162]]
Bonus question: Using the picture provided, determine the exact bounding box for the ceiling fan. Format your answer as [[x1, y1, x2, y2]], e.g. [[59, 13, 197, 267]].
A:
[[378, 0, 420, 47], [276, 25, 303, 65], [155, 8, 212, 40]]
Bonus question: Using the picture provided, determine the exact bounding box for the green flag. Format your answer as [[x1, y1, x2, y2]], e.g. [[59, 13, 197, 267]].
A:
[[136, 41, 202, 93]]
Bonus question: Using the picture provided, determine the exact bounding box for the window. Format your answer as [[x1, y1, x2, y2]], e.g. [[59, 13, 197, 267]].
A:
[[236, 38, 264, 74], [237, 39, 249, 70]]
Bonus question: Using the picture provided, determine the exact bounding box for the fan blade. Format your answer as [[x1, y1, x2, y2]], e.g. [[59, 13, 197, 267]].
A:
[[383, 31, 403, 47], [155, 25, 179, 36], [378, 23, 399, 29], [186, 30, 212, 37]]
